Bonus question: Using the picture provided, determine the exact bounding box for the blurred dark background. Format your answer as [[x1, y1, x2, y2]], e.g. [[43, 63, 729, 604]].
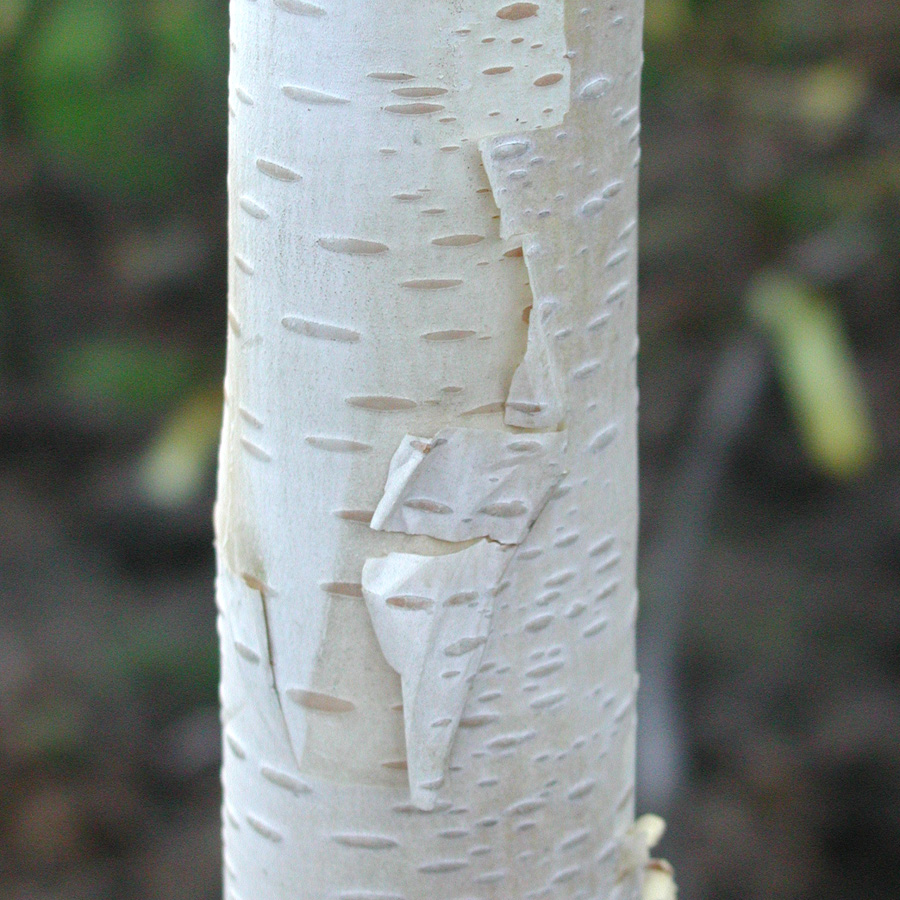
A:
[[0, 1, 898, 898]]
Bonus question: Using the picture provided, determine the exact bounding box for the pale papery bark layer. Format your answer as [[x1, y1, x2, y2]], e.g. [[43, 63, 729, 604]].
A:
[[216, 1, 646, 897]]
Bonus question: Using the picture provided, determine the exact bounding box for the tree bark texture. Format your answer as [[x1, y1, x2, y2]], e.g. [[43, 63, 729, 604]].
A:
[[217, 1, 646, 897]]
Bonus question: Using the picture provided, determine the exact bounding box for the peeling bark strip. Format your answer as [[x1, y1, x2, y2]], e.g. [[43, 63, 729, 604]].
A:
[[369, 428, 566, 544], [218, 1, 646, 899], [362, 541, 513, 811]]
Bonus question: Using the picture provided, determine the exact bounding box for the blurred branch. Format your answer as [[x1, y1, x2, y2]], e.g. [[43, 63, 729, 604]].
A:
[[638, 332, 771, 816]]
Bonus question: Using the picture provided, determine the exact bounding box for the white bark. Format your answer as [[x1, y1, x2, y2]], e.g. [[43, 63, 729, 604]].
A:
[[216, 1, 648, 898]]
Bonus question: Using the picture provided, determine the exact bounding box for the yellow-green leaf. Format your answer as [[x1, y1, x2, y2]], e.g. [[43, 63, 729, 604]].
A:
[[747, 270, 878, 479]]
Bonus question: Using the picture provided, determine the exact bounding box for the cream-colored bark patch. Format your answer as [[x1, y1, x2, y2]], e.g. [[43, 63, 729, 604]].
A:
[[643, 861, 678, 900], [295, 596, 408, 788], [617, 814, 677, 900]]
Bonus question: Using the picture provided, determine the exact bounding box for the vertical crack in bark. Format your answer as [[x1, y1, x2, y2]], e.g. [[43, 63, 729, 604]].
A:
[[240, 573, 303, 774], [258, 586, 303, 773]]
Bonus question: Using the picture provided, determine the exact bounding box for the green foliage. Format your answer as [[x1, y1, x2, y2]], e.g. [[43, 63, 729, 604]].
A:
[[9, 0, 227, 195], [768, 151, 900, 234], [55, 338, 195, 412], [106, 617, 219, 715], [0, 0, 31, 50]]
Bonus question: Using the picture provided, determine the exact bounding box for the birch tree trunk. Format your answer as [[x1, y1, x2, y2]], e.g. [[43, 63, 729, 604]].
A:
[[216, 1, 654, 898]]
